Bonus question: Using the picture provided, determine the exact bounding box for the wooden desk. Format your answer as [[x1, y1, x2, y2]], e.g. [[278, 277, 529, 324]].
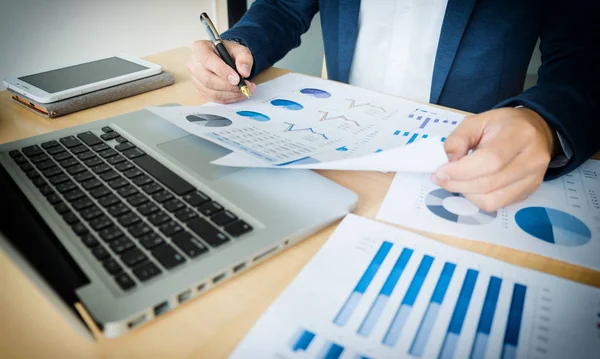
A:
[[0, 47, 598, 359]]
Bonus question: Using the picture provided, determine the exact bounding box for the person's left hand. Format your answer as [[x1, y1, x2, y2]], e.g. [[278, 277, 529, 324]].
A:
[[432, 107, 556, 212]]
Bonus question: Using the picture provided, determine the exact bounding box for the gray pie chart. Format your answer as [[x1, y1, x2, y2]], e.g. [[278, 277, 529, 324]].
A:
[[186, 114, 232, 127]]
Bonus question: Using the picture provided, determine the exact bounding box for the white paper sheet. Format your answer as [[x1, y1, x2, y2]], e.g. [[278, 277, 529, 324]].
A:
[[146, 73, 465, 172], [230, 214, 600, 359], [377, 159, 600, 270]]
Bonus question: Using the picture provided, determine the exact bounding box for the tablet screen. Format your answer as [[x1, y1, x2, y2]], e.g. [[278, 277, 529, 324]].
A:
[[19, 57, 149, 93]]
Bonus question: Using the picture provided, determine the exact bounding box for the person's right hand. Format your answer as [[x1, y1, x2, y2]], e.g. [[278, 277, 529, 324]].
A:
[[187, 40, 256, 103]]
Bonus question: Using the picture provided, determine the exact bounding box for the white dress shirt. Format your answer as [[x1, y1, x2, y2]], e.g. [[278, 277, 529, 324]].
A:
[[348, 0, 449, 103]]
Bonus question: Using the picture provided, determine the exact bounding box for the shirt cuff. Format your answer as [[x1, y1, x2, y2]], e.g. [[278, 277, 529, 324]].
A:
[[514, 106, 572, 168]]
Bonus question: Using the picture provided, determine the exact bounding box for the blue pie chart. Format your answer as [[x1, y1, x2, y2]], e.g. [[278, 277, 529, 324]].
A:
[[300, 88, 331, 98], [515, 207, 591, 246], [236, 110, 270, 122], [270, 99, 304, 110]]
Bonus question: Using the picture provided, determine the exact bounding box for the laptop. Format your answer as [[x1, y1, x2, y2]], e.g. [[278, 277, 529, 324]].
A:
[[0, 106, 358, 338]]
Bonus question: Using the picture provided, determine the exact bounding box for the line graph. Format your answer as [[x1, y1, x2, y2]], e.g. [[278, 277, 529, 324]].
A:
[[408, 108, 458, 129], [283, 122, 329, 140], [346, 99, 386, 113], [318, 111, 360, 126]]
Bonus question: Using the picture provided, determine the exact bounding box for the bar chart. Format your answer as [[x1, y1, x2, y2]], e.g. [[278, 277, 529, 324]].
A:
[[230, 215, 600, 359]]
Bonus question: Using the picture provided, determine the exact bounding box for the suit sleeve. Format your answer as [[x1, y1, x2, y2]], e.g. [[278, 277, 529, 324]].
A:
[[494, 1, 600, 180], [220, 0, 319, 78]]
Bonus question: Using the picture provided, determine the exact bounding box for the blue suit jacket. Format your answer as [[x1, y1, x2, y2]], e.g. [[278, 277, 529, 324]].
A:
[[222, 0, 600, 178]]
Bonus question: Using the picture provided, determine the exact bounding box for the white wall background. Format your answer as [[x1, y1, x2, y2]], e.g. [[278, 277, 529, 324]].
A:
[[0, 0, 219, 89]]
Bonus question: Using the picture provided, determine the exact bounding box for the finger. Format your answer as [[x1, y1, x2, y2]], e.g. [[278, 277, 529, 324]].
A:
[[190, 76, 246, 103], [443, 114, 486, 162], [464, 174, 543, 212], [227, 43, 254, 78], [197, 49, 242, 86], [436, 126, 531, 182], [188, 62, 243, 93], [434, 150, 547, 195]]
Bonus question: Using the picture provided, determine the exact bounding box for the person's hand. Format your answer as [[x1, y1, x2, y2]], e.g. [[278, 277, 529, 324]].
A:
[[187, 40, 257, 103], [432, 107, 555, 212]]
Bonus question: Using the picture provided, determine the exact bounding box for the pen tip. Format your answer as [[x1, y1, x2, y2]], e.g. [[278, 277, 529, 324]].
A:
[[241, 86, 251, 98]]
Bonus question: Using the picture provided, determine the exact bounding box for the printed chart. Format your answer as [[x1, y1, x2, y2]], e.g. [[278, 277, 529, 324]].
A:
[[230, 215, 600, 359], [377, 159, 600, 270]]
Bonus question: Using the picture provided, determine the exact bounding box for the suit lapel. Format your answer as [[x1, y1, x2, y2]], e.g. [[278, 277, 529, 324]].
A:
[[430, 0, 477, 103], [337, 0, 361, 83]]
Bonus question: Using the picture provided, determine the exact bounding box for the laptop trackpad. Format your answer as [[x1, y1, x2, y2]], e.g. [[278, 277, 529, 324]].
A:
[[157, 135, 242, 180]]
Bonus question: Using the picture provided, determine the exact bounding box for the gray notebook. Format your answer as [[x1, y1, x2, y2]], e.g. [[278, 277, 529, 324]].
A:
[[9, 71, 175, 118]]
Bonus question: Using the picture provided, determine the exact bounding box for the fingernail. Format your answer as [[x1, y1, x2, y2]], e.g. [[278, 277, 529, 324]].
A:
[[228, 74, 239, 85], [435, 171, 449, 182], [241, 64, 251, 76]]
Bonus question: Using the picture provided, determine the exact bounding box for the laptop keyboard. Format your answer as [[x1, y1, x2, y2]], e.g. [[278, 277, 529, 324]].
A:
[[8, 127, 253, 291]]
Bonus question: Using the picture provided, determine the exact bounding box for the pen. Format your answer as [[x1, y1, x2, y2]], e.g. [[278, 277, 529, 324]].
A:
[[200, 12, 250, 98]]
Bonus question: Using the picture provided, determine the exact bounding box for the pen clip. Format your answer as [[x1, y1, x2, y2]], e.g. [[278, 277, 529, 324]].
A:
[[200, 12, 221, 44]]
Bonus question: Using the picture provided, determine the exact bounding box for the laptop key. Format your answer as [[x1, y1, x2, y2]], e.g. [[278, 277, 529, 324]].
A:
[[124, 168, 143, 179], [182, 191, 211, 207], [72, 222, 89, 236], [46, 193, 62, 205], [60, 136, 82, 148], [152, 190, 173, 203], [123, 148, 145, 159], [74, 170, 94, 183], [99, 148, 118, 159], [47, 146, 66, 156], [90, 185, 111, 199], [70, 145, 88, 155], [39, 185, 54, 196], [67, 164, 86, 175], [198, 201, 223, 216], [114, 272, 136, 291], [100, 133, 113, 141], [99, 170, 120, 181], [115, 161, 134, 172], [129, 223, 153, 238], [41, 166, 63, 178], [106, 154, 126, 165], [41, 140, 60, 149], [92, 143, 110, 152], [92, 163, 111, 174], [115, 142, 135, 152], [54, 201, 70, 214], [98, 226, 124, 242], [110, 238, 135, 254], [98, 194, 120, 207], [163, 199, 184, 213], [148, 211, 170, 226], [132, 155, 195, 196], [108, 202, 130, 217], [81, 233, 99, 248], [26, 169, 41, 180], [38, 160, 58, 170], [187, 218, 229, 247], [9, 150, 22, 158], [137, 202, 160, 216], [72, 196, 94, 211], [89, 215, 113, 231], [102, 257, 123, 275], [118, 212, 141, 227], [117, 185, 138, 198], [63, 211, 79, 225], [92, 245, 110, 260], [211, 211, 238, 226], [132, 175, 152, 187], [54, 152, 72, 161], [152, 244, 186, 269], [115, 136, 128, 143], [84, 157, 103, 167], [77, 151, 96, 160], [121, 248, 147, 267], [224, 220, 253, 237], [102, 126, 113, 133], [142, 182, 162, 195], [127, 193, 149, 207], [175, 207, 198, 222], [139, 233, 164, 250], [22, 145, 43, 157], [12, 155, 28, 165], [32, 177, 48, 188], [20, 162, 34, 172], [63, 188, 85, 202], [159, 221, 183, 237], [172, 232, 208, 258], [59, 158, 79, 168], [77, 131, 103, 146], [30, 153, 50, 163], [108, 177, 129, 189], [49, 173, 70, 185], [80, 205, 103, 221], [82, 178, 102, 190], [132, 261, 161, 281], [56, 180, 77, 193]]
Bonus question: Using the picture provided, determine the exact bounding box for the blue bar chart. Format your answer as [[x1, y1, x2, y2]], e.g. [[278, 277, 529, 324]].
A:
[[502, 284, 527, 359], [290, 328, 316, 352], [382, 255, 435, 346], [470, 276, 502, 359], [334, 241, 393, 326]]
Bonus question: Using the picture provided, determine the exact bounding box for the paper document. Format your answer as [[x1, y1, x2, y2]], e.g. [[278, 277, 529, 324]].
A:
[[377, 159, 600, 270], [230, 214, 600, 359], [147, 73, 465, 172]]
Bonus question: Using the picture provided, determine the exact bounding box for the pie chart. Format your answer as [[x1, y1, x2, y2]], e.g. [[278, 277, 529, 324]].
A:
[[426, 189, 497, 225], [186, 114, 232, 127], [515, 207, 591, 246], [271, 99, 304, 110], [236, 111, 270, 122], [300, 88, 331, 98]]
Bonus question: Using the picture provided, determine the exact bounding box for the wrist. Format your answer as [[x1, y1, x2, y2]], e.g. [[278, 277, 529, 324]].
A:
[[517, 107, 557, 157]]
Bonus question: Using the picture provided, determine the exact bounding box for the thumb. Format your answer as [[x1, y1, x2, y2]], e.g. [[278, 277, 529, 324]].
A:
[[444, 114, 486, 162], [227, 43, 254, 78]]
